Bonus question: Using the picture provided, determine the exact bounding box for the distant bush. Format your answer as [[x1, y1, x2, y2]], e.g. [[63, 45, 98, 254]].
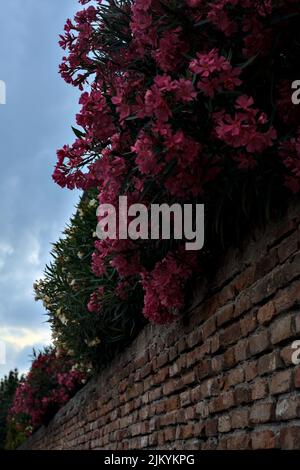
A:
[[6, 348, 87, 448], [0, 370, 23, 449]]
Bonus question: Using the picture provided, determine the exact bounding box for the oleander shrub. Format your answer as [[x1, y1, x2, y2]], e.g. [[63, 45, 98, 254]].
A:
[[52, 0, 300, 327], [0, 370, 23, 449], [34, 189, 145, 370], [6, 348, 87, 448]]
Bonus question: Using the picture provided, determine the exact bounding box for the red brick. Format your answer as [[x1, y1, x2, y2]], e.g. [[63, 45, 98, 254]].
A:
[[180, 390, 191, 407], [295, 366, 300, 388], [258, 350, 282, 376], [182, 370, 196, 386], [209, 390, 234, 413], [165, 396, 179, 412], [270, 369, 292, 395], [190, 385, 202, 403], [205, 418, 218, 437], [231, 409, 249, 429], [154, 366, 169, 384], [218, 415, 231, 433], [276, 395, 300, 420], [211, 355, 224, 373], [164, 427, 175, 442], [202, 316, 216, 340], [251, 378, 268, 400], [140, 362, 152, 379], [234, 384, 251, 405], [225, 367, 244, 388], [257, 301, 275, 325], [277, 231, 298, 263], [234, 292, 252, 318], [221, 322, 241, 347], [195, 401, 209, 419], [186, 328, 203, 349], [249, 330, 270, 356], [156, 352, 168, 368], [280, 344, 295, 366], [216, 303, 234, 327], [250, 400, 275, 424], [224, 347, 236, 369], [234, 266, 256, 292], [271, 316, 294, 344], [235, 338, 250, 362], [244, 360, 258, 381], [280, 426, 300, 449], [240, 313, 257, 336], [182, 424, 195, 439], [196, 358, 211, 380], [184, 406, 196, 421], [255, 248, 278, 278], [274, 280, 300, 313], [210, 333, 220, 354], [226, 432, 251, 450], [251, 430, 277, 449]]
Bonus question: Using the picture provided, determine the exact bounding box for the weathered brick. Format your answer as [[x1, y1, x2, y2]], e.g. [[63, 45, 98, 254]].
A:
[[250, 399, 275, 424], [234, 292, 252, 318], [164, 427, 175, 442], [251, 430, 277, 449], [195, 401, 209, 419], [270, 369, 292, 395], [234, 266, 256, 292], [274, 280, 300, 314], [244, 360, 258, 381], [249, 330, 270, 356], [280, 426, 300, 449], [180, 390, 191, 407], [295, 366, 300, 388], [216, 303, 234, 327], [202, 316, 216, 340], [218, 415, 231, 433], [276, 395, 300, 420], [258, 350, 282, 376], [257, 301, 275, 325], [234, 384, 251, 405], [205, 418, 218, 437], [235, 338, 250, 362], [196, 358, 211, 380], [251, 378, 268, 400], [225, 432, 251, 450], [271, 316, 294, 344], [240, 313, 257, 336], [277, 231, 298, 263], [231, 408, 249, 429], [221, 322, 241, 347], [225, 367, 244, 388]]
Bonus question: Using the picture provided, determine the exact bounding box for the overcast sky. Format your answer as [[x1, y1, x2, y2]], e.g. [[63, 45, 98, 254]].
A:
[[0, 0, 82, 377]]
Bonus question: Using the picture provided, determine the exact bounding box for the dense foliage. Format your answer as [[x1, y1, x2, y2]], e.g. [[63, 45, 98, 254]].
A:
[[34, 190, 145, 369], [53, 0, 300, 326], [0, 370, 22, 449], [6, 348, 87, 449]]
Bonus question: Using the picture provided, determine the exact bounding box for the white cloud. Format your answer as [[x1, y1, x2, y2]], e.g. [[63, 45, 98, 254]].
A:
[[0, 326, 51, 351]]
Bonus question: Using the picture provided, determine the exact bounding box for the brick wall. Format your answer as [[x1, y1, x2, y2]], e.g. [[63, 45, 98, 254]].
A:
[[21, 201, 300, 450]]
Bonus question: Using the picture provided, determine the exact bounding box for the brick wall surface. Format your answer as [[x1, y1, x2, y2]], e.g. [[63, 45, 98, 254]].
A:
[[21, 201, 300, 450]]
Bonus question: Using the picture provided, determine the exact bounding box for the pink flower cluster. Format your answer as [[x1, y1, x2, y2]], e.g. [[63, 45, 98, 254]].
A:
[[9, 350, 86, 432], [53, 0, 300, 324]]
